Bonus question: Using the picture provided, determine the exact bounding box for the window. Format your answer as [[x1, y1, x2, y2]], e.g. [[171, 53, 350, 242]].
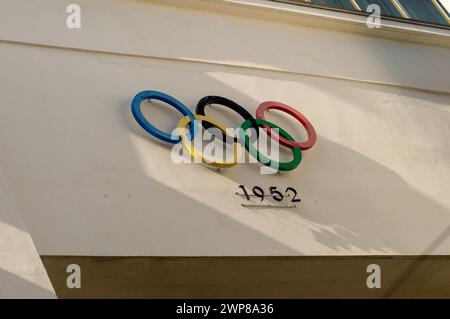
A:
[[397, 0, 450, 25], [355, 0, 404, 18], [310, 0, 357, 11], [273, 0, 450, 27]]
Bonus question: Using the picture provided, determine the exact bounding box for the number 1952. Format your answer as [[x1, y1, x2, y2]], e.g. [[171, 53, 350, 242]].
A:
[[238, 185, 301, 203]]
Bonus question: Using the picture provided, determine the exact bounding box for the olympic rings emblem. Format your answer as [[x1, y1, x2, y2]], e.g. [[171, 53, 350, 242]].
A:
[[131, 90, 317, 172]]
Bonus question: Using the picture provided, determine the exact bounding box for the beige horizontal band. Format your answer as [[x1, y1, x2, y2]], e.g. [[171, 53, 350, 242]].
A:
[[42, 255, 450, 298]]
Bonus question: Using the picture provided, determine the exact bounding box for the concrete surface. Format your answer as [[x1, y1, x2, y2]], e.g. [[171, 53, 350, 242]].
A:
[[0, 0, 449, 257]]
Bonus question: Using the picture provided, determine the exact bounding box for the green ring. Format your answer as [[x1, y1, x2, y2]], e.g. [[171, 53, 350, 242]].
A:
[[239, 119, 302, 172]]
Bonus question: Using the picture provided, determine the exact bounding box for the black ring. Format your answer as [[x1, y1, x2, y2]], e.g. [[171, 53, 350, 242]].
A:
[[196, 96, 260, 144]]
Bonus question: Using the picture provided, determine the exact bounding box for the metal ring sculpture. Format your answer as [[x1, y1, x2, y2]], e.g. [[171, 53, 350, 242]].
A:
[[131, 91, 316, 171]]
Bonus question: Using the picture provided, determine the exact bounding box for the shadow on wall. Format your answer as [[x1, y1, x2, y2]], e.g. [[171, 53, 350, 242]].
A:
[[124, 60, 450, 254], [0, 42, 449, 255], [0, 170, 55, 298], [128, 94, 450, 255], [0, 269, 56, 299], [131, 127, 450, 254]]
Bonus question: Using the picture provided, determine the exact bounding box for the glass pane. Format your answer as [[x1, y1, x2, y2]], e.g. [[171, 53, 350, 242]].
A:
[[311, 0, 356, 10], [355, 0, 403, 17], [397, 0, 449, 25]]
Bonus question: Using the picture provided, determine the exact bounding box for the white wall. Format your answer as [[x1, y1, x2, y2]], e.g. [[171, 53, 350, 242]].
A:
[[0, 169, 55, 298], [0, 0, 449, 256]]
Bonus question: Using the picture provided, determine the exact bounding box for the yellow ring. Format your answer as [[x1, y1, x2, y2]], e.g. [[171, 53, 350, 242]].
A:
[[177, 114, 238, 168]]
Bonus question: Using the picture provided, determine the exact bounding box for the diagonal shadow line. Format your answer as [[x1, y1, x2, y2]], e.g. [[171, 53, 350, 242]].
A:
[[383, 224, 450, 298]]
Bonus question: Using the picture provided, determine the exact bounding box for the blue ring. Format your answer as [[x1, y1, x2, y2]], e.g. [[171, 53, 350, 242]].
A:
[[131, 91, 196, 144]]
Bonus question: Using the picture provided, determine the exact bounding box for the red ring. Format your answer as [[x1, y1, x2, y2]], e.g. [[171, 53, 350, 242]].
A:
[[256, 101, 317, 150]]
